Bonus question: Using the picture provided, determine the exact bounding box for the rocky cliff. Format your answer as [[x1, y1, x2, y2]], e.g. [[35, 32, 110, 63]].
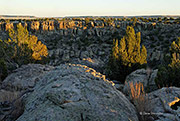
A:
[[0, 19, 180, 69], [0, 20, 158, 32]]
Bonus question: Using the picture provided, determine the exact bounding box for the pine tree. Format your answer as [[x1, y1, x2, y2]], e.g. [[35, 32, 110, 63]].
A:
[[0, 24, 49, 80], [28, 35, 48, 60], [155, 37, 180, 87], [169, 37, 180, 68], [107, 26, 147, 82], [0, 58, 7, 81], [9, 24, 48, 63]]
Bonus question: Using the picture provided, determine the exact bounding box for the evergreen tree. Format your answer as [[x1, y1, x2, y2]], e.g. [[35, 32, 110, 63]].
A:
[[156, 37, 180, 87], [0, 24, 49, 80], [0, 58, 7, 82], [9, 24, 48, 62], [0, 39, 14, 81], [29, 35, 48, 60], [107, 26, 147, 82]]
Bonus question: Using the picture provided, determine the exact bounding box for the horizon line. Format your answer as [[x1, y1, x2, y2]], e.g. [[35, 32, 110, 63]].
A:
[[1, 14, 180, 18]]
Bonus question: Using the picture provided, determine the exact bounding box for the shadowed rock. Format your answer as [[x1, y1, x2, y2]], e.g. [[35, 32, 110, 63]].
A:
[[1, 64, 54, 91], [123, 69, 158, 95], [16, 64, 139, 121], [147, 87, 180, 121]]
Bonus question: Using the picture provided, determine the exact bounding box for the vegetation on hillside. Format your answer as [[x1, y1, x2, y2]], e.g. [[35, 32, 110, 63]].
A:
[[107, 26, 147, 82], [155, 37, 180, 87], [0, 58, 8, 81], [9, 24, 48, 61], [0, 23, 48, 81]]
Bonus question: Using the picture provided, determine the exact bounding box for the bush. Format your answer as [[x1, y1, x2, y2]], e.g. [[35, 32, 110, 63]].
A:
[[155, 37, 180, 87], [156, 65, 180, 88], [0, 23, 49, 80], [8, 24, 48, 62], [107, 26, 147, 82], [0, 39, 13, 81], [0, 59, 8, 81], [129, 82, 152, 121]]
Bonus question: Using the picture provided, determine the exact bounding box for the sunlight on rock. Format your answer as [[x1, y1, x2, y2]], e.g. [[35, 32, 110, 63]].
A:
[[152, 22, 156, 26], [110, 109, 117, 113], [168, 97, 180, 108], [83, 58, 95, 63], [68, 63, 115, 86]]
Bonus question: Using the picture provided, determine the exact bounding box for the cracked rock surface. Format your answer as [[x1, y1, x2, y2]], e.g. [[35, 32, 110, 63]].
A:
[[1, 64, 54, 91], [123, 69, 158, 95], [16, 64, 139, 121], [148, 87, 180, 121]]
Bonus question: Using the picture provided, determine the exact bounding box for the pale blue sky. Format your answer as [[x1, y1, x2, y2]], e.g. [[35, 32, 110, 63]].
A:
[[1, 0, 180, 17]]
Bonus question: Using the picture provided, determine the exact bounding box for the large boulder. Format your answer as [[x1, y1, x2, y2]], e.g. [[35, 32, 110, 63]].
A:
[[17, 64, 139, 121], [1, 64, 54, 91], [147, 87, 180, 121], [123, 69, 158, 95]]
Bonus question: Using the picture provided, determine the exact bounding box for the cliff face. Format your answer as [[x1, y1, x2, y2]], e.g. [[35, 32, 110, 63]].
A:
[[0, 20, 157, 32], [0, 19, 180, 70]]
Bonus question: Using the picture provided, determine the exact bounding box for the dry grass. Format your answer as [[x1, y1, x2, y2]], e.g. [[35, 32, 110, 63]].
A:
[[0, 90, 24, 121], [0, 90, 19, 102], [129, 82, 152, 121], [11, 97, 24, 120]]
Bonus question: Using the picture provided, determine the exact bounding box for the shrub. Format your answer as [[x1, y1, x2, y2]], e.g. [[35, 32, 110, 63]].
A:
[[129, 82, 152, 121], [0, 39, 14, 60], [9, 24, 48, 62], [0, 39, 13, 81], [85, 18, 91, 26], [155, 37, 180, 87], [107, 26, 147, 82], [0, 59, 8, 81], [150, 44, 156, 48], [0, 24, 49, 80]]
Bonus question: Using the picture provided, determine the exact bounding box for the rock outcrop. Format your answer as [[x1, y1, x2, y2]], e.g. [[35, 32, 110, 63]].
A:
[[16, 64, 139, 121], [0, 19, 180, 67], [0, 90, 23, 121], [1, 64, 54, 91], [147, 87, 180, 121], [0, 20, 160, 32], [123, 68, 158, 95]]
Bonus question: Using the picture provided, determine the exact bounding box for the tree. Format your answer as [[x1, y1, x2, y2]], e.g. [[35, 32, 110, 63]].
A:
[[130, 17, 138, 26], [0, 39, 15, 81], [155, 37, 180, 87], [107, 26, 147, 82], [170, 17, 174, 20], [0, 24, 49, 81], [169, 38, 180, 68], [0, 58, 8, 82], [9, 24, 48, 63], [163, 17, 168, 20], [85, 18, 90, 25]]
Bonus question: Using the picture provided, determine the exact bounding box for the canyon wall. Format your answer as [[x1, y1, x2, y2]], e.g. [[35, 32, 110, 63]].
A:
[[0, 20, 158, 32], [0, 20, 180, 70]]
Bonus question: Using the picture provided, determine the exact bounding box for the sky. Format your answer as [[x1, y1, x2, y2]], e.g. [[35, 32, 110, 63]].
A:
[[0, 0, 180, 17]]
